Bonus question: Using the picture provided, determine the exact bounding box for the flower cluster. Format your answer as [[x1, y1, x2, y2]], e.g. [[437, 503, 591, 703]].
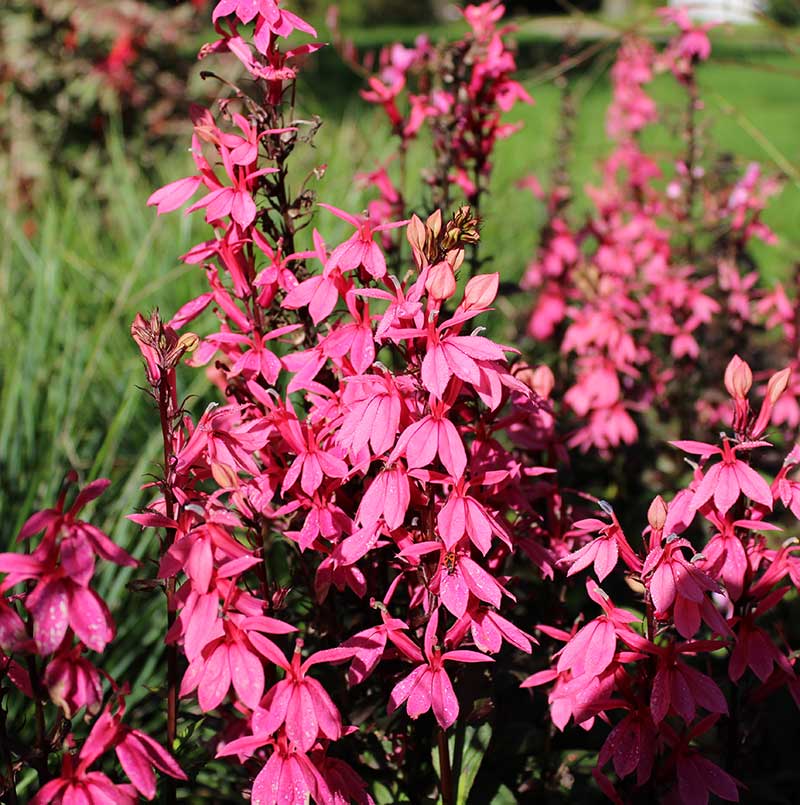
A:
[[126, 1, 552, 801], [521, 15, 790, 454], [0, 476, 185, 801], [529, 356, 800, 802], [342, 0, 531, 223]]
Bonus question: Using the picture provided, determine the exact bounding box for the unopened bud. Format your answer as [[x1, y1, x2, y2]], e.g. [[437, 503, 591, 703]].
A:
[[461, 273, 499, 311], [724, 354, 752, 400], [178, 332, 200, 354], [767, 367, 791, 404], [425, 261, 457, 302], [445, 248, 465, 272], [514, 364, 555, 398], [211, 462, 239, 489], [407, 214, 427, 254], [647, 496, 667, 531], [426, 209, 443, 238]]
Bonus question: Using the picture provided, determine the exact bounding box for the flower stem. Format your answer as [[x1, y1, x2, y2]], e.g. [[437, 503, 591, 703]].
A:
[[24, 655, 48, 785], [0, 682, 19, 804], [157, 373, 179, 805], [437, 726, 454, 805]]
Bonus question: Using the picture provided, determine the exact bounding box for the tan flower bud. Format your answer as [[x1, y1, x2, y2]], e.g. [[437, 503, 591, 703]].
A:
[[723, 354, 752, 400], [647, 496, 667, 531]]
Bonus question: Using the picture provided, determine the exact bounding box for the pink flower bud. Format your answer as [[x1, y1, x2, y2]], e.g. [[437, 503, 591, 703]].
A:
[[767, 367, 791, 404], [425, 261, 457, 302], [406, 214, 426, 254], [461, 272, 499, 311], [724, 355, 752, 400], [514, 363, 555, 398], [751, 367, 792, 439]]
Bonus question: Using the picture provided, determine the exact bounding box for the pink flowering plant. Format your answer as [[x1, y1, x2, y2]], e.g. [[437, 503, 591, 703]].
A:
[[3, 2, 800, 803], [520, 12, 793, 458]]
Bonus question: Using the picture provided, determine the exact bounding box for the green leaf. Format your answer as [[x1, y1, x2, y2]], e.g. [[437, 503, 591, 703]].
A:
[[431, 722, 492, 805]]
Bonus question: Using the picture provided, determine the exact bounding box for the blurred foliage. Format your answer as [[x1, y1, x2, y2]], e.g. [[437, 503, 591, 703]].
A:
[[0, 0, 214, 207], [768, 0, 800, 27]]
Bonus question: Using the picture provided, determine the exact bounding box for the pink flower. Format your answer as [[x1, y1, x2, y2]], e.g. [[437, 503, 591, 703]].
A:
[[642, 536, 722, 638], [180, 614, 296, 711], [437, 474, 509, 555], [389, 608, 492, 728], [389, 398, 467, 479], [175, 404, 271, 486], [279, 415, 349, 497], [44, 645, 104, 717], [256, 642, 352, 752], [597, 706, 657, 786], [0, 549, 115, 654], [34, 700, 185, 803], [555, 580, 638, 680], [560, 508, 641, 581], [672, 438, 773, 515], [31, 756, 138, 805], [621, 634, 728, 724], [321, 203, 407, 279], [411, 541, 509, 618], [344, 607, 421, 685], [357, 465, 410, 530], [217, 731, 330, 805], [447, 602, 536, 655], [337, 372, 408, 458]]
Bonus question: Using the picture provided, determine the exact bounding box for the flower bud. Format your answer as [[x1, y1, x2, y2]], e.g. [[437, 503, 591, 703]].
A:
[[647, 496, 667, 531], [514, 363, 555, 398], [751, 366, 792, 439], [425, 261, 457, 302], [723, 354, 752, 400], [211, 462, 239, 489], [407, 214, 427, 254], [426, 209, 442, 238], [178, 332, 200, 354], [461, 272, 499, 311], [766, 367, 791, 404]]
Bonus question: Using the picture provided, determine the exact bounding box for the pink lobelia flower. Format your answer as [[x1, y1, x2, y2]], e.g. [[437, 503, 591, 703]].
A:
[[217, 730, 330, 805], [388, 608, 493, 728], [357, 465, 410, 530], [255, 642, 353, 752], [180, 614, 297, 712], [278, 415, 349, 497], [436, 472, 511, 555], [559, 506, 642, 582], [31, 752, 138, 805], [400, 541, 509, 619], [0, 547, 115, 655], [555, 579, 638, 680], [204, 324, 302, 385], [336, 372, 409, 459], [446, 601, 536, 655], [34, 698, 185, 803], [642, 536, 723, 639], [44, 644, 104, 717], [620, 633, 728, 725], [175, 403, 271, 487], [320, 203, 408, 279], [389, 397, 467, 479], [343, 605, 421, 685], [729, 586, 794, 683], [699, 514, 780, 601], [671, 437, 773, 515]]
